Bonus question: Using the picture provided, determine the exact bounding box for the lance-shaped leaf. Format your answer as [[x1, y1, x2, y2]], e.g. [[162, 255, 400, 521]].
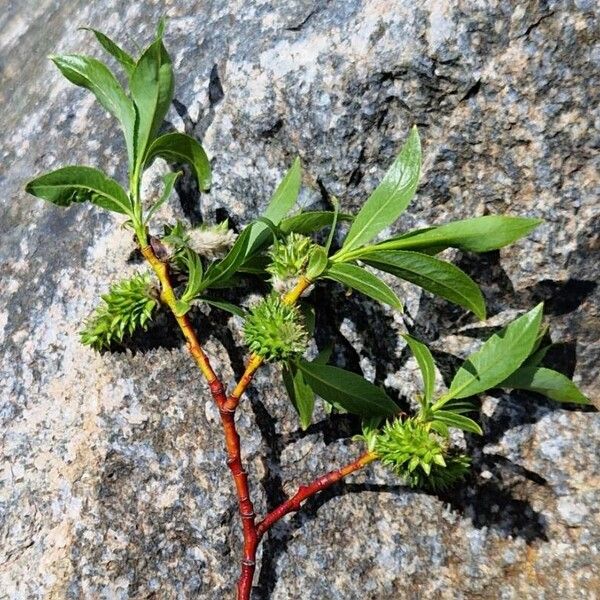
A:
[[522, 324, 551, 367], [297, 360, 399, 417], [130, 34, 174, 167], [500, 367, 589, 404], [431, 410, 482, 435], [25, 166, 132, 215], [441, 303, 544, 401], [324, 263, 403, 310], [146, 171, 181, 222], [402, 334, 436, 404], [144, 132, 211, 191], [81, 28, 136, 77], [324, 196, 340, 254], [282, 363, 315, 430], [364, 250, 485, 320], [339, 125, 421, 255], [199, 298, 246, 319], [237, 254, 270, 274], [279, 211, 353, 235], [203, 225, 253, 289], [50, 54, 136, 165], [247, 158, 302, 254], [437, 399, 478, 414], [179, 248, 204, 306], [374, 216, 542, 254]]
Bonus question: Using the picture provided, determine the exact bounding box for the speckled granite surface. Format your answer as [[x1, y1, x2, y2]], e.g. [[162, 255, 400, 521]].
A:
[[1, 1, 599, 598]]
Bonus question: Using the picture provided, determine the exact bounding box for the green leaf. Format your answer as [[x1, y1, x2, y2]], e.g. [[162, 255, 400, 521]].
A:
[[145, 132, 211, 191], [429, 421, 449, 437], [254, 216, 282, 240], [25, 166, 132, 215], [180, 248, 204, 304], [324, 196, 340, 254], [363, 250, 485, 319], [247, 158, 302, 254], [264, 158, 302, 225], [314, 345, 333, 365], [199, 298, 246, 318], [238, 254, 270, 274], [279, 211, 353, 235], [203, 225, 253, 289], [437, 399, 477, 414], [305, 246, 329, 280], [50, 54, 136, 166], [130, 34, 174, 168], [282, 363, 315, 430], [324, 263, 403, 310], [402, 334, 436, 404], [442, 303, 544, 401], [500, 367, 589, 404], [81, 28, 135, 77], [338, 125, 421, 255], [523, 324, 551, 367], [523, 344, 552, 368], [432, 410, 483, 435], [146, 170, 180, 221], [297, 360, 398, 417], [373, 216, 543, 254]]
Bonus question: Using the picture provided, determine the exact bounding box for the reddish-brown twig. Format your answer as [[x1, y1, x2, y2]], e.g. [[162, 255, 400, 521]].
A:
[[256, 451, 378, 540], [140, 247, 375, 599], [140, 243, 258, 599]]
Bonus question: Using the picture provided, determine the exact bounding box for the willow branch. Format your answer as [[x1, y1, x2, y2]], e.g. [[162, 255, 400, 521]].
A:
[[139, 242, 257, 600], [256, 451, 378, 539]]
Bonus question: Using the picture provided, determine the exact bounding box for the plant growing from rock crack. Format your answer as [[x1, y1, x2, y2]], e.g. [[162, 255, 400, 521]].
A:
[[26, 21, 590, 600]]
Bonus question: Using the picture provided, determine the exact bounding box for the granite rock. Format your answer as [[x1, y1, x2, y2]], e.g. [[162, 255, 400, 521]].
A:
[[1, 0, 599, 598]]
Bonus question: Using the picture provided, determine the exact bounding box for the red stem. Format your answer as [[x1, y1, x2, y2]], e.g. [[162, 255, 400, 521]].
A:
[[142, 244, 376, 598], [141, 243, 258, 599], [256, 451, 377, 540]]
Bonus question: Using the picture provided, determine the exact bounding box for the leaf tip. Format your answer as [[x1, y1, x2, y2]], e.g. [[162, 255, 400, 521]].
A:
[[475, 304, 487, 321], [156, 16, 168, 38]]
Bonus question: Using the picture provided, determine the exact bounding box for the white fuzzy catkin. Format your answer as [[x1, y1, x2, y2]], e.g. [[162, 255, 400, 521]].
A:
[[187, 228, 237, 259]]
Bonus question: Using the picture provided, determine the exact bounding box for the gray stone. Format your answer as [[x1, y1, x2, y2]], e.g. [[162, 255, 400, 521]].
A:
[[1, 0, 599, 598]]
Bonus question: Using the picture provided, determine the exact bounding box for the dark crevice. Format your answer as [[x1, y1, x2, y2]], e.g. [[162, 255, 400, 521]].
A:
[[348, 147, 365, 187], [524, 278, 597, 316], [285, 10, 317, 32], [460, 79, 481, 102], [208, 64, 225, 107], [517, 11, 556, 39], [172, 98, 197, 130], [316, 178, 331, 204], [259, 118, 283, 140]]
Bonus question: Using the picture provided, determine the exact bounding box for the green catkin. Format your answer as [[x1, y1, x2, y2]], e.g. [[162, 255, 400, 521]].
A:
[[243, 294, 308, 361]]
